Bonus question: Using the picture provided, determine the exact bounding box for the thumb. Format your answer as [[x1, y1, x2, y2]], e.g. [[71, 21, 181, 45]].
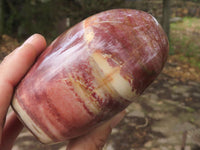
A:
[[67, 110, 125, 150]]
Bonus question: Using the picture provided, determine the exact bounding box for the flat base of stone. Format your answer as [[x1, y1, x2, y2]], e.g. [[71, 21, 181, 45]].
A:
[[12, 97, 53, 144]]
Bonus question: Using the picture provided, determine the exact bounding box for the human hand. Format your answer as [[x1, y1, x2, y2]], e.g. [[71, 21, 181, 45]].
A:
[[0, 34, 47, 150], [0, 34, 125, 150]]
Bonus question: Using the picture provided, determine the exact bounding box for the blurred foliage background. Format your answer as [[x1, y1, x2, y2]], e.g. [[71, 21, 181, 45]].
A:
[[0, 0, 199, 39], [0, 0, 200, 67], [0, 0, 132, 40]]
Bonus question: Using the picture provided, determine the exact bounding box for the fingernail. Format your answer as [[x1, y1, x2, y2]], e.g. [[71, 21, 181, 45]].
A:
[[110, 110, 126, 128], [23, 34, 38, 45], [14, 35, 37, 52]]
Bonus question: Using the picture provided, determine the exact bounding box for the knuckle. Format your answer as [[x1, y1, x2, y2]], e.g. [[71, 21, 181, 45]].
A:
[[91, 125, 112, 150], [93, 137, 106, 150]]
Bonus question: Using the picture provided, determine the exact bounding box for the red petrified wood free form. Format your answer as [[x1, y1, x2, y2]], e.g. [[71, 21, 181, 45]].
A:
[[12, 9, 169, 144]]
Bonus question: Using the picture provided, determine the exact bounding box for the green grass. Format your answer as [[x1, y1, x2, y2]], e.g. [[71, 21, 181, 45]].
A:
[[171, 17, 200, 29], [170, 17, 200, 69]]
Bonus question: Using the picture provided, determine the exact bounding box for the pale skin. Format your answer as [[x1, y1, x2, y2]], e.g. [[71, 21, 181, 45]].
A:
[[0, 34, 125, 150]]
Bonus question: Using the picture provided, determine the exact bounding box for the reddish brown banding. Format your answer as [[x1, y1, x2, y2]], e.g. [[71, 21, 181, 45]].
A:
[[12, 9, 168, 144]]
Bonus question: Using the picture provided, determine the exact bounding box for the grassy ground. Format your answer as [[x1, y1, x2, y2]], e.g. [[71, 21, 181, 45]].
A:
[[170, 17, 200, 69]]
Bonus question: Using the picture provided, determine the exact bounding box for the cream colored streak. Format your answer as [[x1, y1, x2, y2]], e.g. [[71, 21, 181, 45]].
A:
[[89, 58, 118, 104], [91, 52, 137, 101], [84, 27, 94, 43], [12, 98, 53, 144]]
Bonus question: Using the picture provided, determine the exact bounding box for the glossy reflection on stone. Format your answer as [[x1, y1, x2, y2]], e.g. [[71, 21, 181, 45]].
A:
[[12, 9, 169, 144]]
